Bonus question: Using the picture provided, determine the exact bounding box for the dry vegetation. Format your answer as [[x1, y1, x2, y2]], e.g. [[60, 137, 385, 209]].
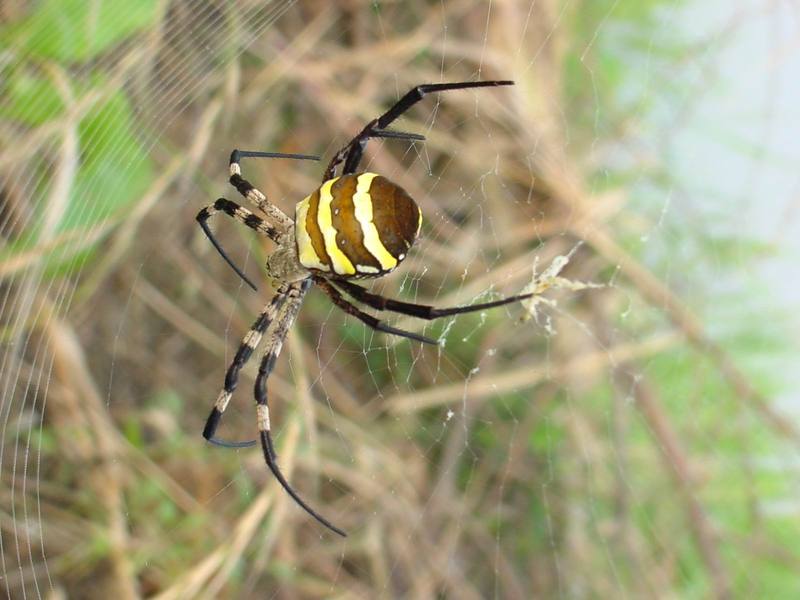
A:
[[1, 1, 795, 598]]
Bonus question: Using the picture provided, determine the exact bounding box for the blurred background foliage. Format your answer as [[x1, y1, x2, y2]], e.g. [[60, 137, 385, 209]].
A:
[[1, 0, 798, 598]]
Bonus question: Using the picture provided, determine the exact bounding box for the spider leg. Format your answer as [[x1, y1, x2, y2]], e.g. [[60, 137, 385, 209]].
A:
[[228, 149, 320, 231], [324, 80, 513, 178], [323, 129, 425, 181], [332, 279, 535, 320], [254, 280, 346, 536], [370, 129, 426, 141], [202, 285, 292, 448], [314, 277, 439, 345], [196, 197, 284, 291]]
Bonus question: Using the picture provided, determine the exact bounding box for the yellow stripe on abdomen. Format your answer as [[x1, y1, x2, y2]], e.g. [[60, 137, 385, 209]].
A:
[[352, 173, 398, 271], [295, 195, 329, 271], [317, 177, 356, 275]]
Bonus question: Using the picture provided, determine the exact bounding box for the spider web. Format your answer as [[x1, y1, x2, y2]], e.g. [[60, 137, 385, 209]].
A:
[[1, 0, 799, 598]]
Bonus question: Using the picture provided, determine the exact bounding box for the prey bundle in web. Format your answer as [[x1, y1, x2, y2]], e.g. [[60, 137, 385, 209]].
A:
[[519, 244, 605, 332]]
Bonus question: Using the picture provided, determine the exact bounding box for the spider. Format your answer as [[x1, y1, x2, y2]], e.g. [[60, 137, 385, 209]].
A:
[[196, 80, 533, 537]]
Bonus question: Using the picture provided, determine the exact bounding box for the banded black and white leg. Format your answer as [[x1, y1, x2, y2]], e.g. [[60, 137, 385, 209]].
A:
[[196, 197, 285, 290], [314, 277, 438, 345], [323, 80, 514, 179], [198, 151, 320, 289], [228, 150, 319, 231], [332, 279, 536, 321], [202, 284, 292, 448], [252, 280, 345, 536]]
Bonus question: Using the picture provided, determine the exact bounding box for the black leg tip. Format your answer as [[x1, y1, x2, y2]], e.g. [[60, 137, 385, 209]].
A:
[[259, 430, 347, 537], [204, 407, 257, 447], [207, 437, 258, 448], [231, 149, 321, 162], [377, 322, 439, 346], [203, 408, 222, 440], [372, 129, 426, 141]]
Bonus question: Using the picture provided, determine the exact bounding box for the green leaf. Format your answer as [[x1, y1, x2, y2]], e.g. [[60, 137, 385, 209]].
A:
[[2, 0, 160, 62], [0, 66, 65, 126], [59, 88, 152, 232], [0, 77, 153, 277]]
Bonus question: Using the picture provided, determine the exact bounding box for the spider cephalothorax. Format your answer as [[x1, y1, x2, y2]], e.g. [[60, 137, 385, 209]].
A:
[[197, 80, 531, 536]]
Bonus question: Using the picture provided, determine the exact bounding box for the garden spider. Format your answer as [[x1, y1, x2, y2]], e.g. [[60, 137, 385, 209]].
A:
[[197, 80, 533, 537]]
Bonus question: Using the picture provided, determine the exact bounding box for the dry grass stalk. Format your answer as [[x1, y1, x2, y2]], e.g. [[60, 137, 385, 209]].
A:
[[0, 0, 788, 597]]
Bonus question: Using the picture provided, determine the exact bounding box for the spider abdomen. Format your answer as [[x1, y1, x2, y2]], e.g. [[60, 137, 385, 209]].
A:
[[295, 172, 421, 278]]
